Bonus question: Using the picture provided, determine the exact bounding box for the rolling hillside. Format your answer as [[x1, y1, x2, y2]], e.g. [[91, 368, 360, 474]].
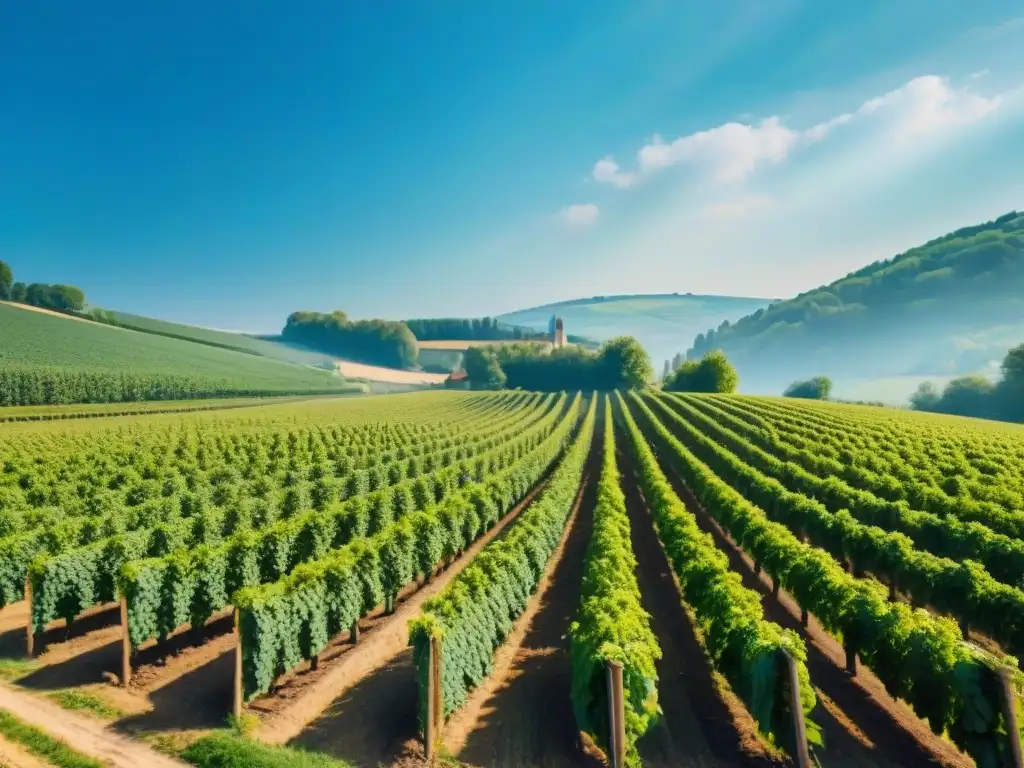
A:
[[104, 310, 334, 367], [684, 210, 1024, 399], [499, 293, 772, 368], [0, 302, 357, 404]]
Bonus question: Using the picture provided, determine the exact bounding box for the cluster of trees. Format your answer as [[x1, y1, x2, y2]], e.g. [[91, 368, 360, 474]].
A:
[[783, 376, 833, 400], [663, 350, 738, 393], [463, 337, 651, 392], [281, 311, 418, 369], [681, 211, 1024, 388], [404, 317, 530, 341], [910, 344, 1024, 422], [0, 260, 85, 313]]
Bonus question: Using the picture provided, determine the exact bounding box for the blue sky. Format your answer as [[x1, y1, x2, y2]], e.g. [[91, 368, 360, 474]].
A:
[[2, 2, 1023, 333]]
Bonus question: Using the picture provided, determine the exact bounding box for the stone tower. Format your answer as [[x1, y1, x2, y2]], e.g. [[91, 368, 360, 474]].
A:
[[553, 317, 565, 348]]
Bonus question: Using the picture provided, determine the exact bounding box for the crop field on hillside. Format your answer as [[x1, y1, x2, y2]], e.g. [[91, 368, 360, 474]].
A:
[[106, 310, 334, 367], [0, 302, 356, 404], [0, 391, 1022, 768]]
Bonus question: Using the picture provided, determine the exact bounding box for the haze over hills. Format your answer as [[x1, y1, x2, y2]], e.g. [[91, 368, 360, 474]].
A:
[[498, 293, 773, 371], [683, 210, 1024, 402]]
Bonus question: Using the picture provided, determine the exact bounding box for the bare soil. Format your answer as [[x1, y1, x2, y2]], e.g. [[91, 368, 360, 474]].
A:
[[0, 681, 186, 768], [255, 465, 555, 746], [290, 404, 603, 768], [649, 437, 973, 768], [0, 733, 50, 768], [614, 435, 785, 768], [450, 410, 603, 768], [334, 360, 448, 385]]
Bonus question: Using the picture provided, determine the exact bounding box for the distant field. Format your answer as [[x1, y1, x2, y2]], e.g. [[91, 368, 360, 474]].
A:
[[335, 359, 447, 384], [499, 293, 772, 366], [0, 302, 353, 401], [106, 310, 333, 366]]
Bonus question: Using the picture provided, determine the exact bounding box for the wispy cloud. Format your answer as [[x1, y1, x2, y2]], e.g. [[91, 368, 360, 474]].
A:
[[701, 194, 774, 220], [559, 203, 600, 228], [592, 74, 1001, 189]]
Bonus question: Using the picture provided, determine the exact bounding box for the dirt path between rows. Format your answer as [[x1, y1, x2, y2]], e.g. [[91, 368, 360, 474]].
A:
[[637, 405, 973, 768], [0, 733, 49, 768], [451, 404, 605, 768], [0, 682, 187, 768], [290, 403, 602, 768], [265, 449, 567, 759], [613, 426, 784, 768]]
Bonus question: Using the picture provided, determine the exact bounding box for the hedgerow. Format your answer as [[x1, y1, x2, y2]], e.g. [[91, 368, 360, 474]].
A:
[[618, 393, 818, 755], [569, 396, 660, 765], [16, 395, 554, 632], [116, 393, 571, 649], [408, 394, 597, 733], [235, 393, 586, 701], [628, 392, 1024, 767], [648, 393, 1024, 660]]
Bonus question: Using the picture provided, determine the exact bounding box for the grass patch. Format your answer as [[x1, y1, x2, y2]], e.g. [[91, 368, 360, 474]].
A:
[[0, 657, 37, 682], [47, 689, 124, 719], [0, 709, 103, 768], [181, 731, 355, 768]]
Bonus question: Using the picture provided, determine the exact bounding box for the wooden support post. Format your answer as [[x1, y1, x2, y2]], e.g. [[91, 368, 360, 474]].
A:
[[425, 635, 441, 760], [888, 579, 897, 602], [25, 575, 34, 658], [754, 559, 761, 577], [120, 596, 131, 688], [998, 667, 1024, 768], [800, 606, 809, 628], [351, 620, 360, 645], [606, 660, 626, 768], [233, 608, 243, 720], [845, 643, 857, 676], [781, 651, 812, 768]]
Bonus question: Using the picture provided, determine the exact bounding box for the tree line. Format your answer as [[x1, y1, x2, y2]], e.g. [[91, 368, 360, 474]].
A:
[[0, 260, 86, 313], [910, 343, 1024, 422], [678, 211, 1024, 387], [404, 317, 528, 341], [463, 337, 651, 391], [281, 311, 418, 369]]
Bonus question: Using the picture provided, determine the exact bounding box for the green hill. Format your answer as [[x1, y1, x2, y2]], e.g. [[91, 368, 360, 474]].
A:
[[102, 310, 334, 367], [498, 293, 772, 368], [685, 210, 1024, 399], [0, 303, 357, 405]]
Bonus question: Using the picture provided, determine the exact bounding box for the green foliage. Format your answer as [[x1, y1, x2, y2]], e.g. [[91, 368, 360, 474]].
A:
[[48, 689, 124, 719], [618, 393, 817, 754], [0, 709, 104, 768], [569, 396, 660, 764], [234, 393, 583, 700], [0, 259, 11, 299], [654, 393, 1024, 665], [664, 350, 738, 393], [180, 731, 355, 768], [404, 317, 529, 341], [281, 310, 418, 369], [0, 303, 355, 405], [409, 395, 595, 732], [462, 336, 652, 392], [912, 343, 1024, 423], [628, 391, 1024, 764], [783, 376, 832, 400], [685, 211, 1024, 388], [462, 346, 506, 390]]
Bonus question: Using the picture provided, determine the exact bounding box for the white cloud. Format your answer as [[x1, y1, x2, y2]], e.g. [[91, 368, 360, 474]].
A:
[[702, 194, 774, 220], [559, 203, 599, 228], [592, 74, 1001, 188], [592, 157, 636, 188], [970, 69, 991, 80]]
